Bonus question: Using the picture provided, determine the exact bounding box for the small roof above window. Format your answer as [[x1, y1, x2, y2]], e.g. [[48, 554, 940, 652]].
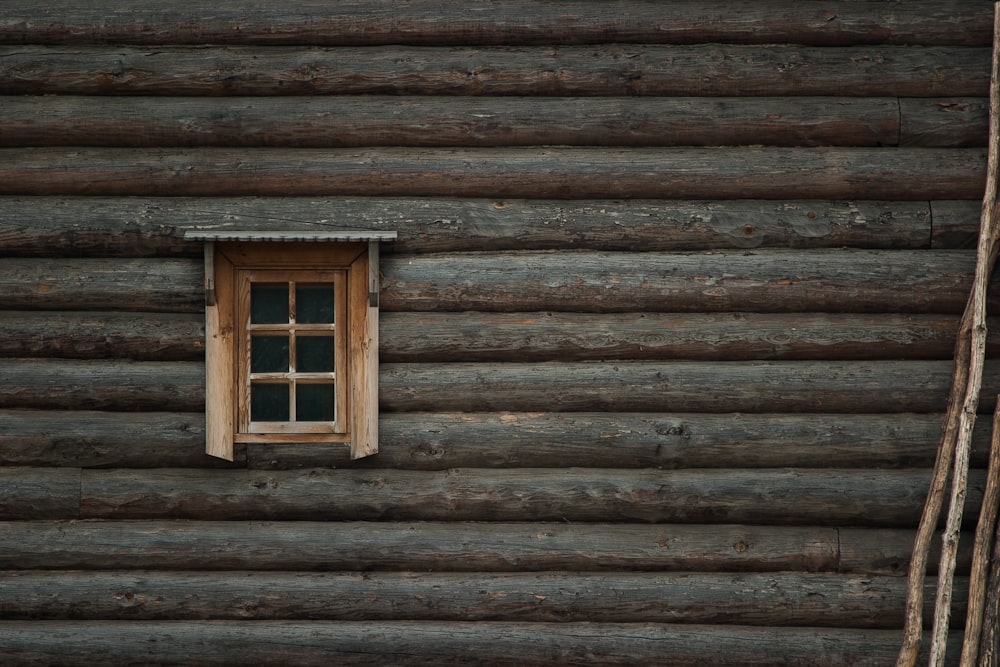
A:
[[184, 230, 396, 242]]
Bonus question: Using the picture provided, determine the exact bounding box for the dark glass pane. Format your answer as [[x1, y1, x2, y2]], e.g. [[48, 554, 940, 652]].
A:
[[297, 285, 335, 323], [251, 383, 289, 422], [297, 383, 335, 422], [297, 336, 335, 373], [251, 335, 289, 373], [251, 284, 289, 324]]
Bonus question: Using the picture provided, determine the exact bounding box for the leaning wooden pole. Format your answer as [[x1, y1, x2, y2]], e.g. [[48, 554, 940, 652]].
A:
[[897, 4, 1000, 666]]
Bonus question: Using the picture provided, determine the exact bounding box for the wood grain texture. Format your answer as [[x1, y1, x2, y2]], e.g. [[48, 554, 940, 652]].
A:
[[0, 45, 987, 97], [66, 467, 981, 525], [0, 258, 202, 312], [0, 147, 984, 200], [0, 96, 904, 148], [0, 197, 935, 257], [0, 409, 978, 470], [0, 620, 948, 667], [0, 570, 964, 628], [0, 520, 840, 572], [900, 98, 990, 148], [3, 358, 999, 414], [0, 1, 988, 46], [932, 200, 982, 249], [4, 311, 991, 363]]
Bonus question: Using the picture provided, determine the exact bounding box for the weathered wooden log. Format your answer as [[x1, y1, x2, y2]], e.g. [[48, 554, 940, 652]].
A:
[[0, 1, 988, 46], [0, 570, 966, 628], [0, 197, 935, 257], [0, 312, 203, 360], [59, 467, 983, 525], [932, 201, 983, 249], [839, 528, 974, 577], [0, 360, 204, 411], [382, 249, 990, 314], [0, 620, 951, 667], [0, 45, 988, 97], [4, 310, 991, 363], [900, 99, 990, 148], [0, 520, 841, 572], [5, 359, 1000, 414], [0, 258, 202, 312], [380, 361, 1000, 414], [0, 147, 984, 200], [380, 312, 999, 363], [0, 467, 78, 520], [0, 410, 242, 468], [0, 96, 906, 148], [0, 409, 981, 471], [3, 250, 985, 315]]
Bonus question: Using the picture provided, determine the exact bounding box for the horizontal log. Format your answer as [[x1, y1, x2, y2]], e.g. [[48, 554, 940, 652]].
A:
[[4, 359, 1000, 414], [382, 249, 988, 313], [0, 621, 947, 667], [0, 45, 987, 97], [0, 520, 842, 572], [380, 360, 1000, 414], [0, 311, 203, 360], [900, 98, 990, 148], [0, 197, 936, 257], [0, 467, 78, 519], [4, 250, 986, 315], [0, 147, 984, 200], [0, 570, 965, 629], [0, 258, 202, 312], [0, 1, 988, 46], [0, 410, 979, 471], [0, 96, 908, 148], [931, 200, 982, 249], [30, 467, 976, 525], [380, 312, 998, 363], [5, 311, 992, 363], [0, 410, 241, 468]]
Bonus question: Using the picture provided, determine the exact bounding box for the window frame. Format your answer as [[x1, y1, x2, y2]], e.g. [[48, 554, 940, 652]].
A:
[[187, 232, 392, 462]]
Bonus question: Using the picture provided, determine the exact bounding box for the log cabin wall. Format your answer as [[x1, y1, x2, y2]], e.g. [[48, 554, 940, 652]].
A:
[[0, 1, 995, 664]]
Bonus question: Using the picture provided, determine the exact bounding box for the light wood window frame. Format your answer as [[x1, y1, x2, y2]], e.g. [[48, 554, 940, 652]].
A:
[[187, 233, 392, 462]]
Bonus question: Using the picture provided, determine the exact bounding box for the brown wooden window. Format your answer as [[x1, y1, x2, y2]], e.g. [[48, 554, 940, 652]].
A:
[[186, 231, 395, 461]]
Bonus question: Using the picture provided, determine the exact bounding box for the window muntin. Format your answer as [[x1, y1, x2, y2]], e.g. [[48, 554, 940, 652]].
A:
[[237, 269, 348, 436]]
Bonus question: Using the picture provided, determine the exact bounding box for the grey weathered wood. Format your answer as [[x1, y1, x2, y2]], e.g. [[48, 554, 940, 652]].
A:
[[0, 312, 204, 360], [0, 410, 242, 468], [0, 45, 987, 97], [3, 250, 983, 315], [900, 98, 990, 148], [0, 409, 977, 470], [381, 250, 986, 314], [0, 147, 984, 200], [0, 197, 935, 257], [839, 528, 972, 577], [380, 360, 1000, 414], [0, 620, 949, 667], [0, 1, 988, 46], [0, 570, 965, 628], [3, 310, 988, 363], [931, 200, 983, 249], [252, 412, 989, 472], [65, 467, 982, 525], [4, 358, 999, 414], [0, 258, 202, 312], [379, 312, 995, 363], [0, 96, 904, 148], [0, 520, 841, 572], [0, 467, 78, 520], [0, 360, 204, 411]]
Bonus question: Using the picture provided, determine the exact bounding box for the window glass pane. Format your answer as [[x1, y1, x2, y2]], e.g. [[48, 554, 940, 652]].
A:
[[297, 285, 335, 323], [251, 284, 289, 324], [297, 383, 335, 422], [251, 335, 289, 373], [297, 336, 335, 373], [251, 383, 289, 422]]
